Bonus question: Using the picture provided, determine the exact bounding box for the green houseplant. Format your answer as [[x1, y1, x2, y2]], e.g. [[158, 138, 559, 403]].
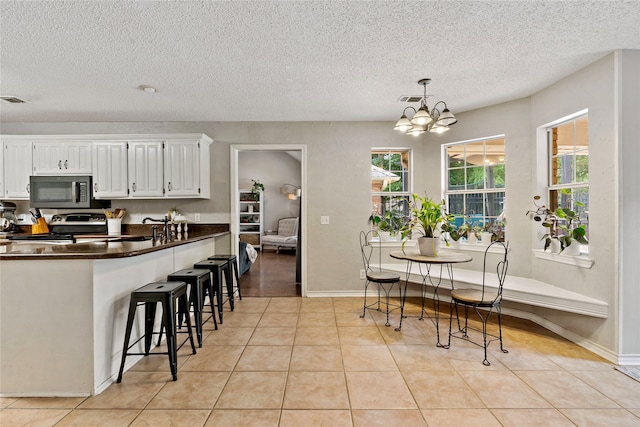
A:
[[401, 194, 451, 256], [369, 208, 406, 241], [526, 191, 588, 254], [250, 179, 264, 201]]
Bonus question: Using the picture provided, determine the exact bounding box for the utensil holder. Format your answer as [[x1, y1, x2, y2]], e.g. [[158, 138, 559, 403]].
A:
[[32, 218, 49, 234], [107, 218, 122, 235]]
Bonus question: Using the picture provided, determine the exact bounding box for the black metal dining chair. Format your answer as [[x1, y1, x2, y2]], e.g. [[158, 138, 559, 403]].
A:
[[359, 230, 402, 327], [446, 241, 509, 365]]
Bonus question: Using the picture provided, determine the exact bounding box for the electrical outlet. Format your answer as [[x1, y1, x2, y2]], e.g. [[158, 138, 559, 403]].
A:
[[194, 213, 201, 222], [321, 215, 330, 225], [133, 214, 141, 223], [360, 269, 366, 280]]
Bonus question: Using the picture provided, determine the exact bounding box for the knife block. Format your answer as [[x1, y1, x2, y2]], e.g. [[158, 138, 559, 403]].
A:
[[32, 218, 50, 234]]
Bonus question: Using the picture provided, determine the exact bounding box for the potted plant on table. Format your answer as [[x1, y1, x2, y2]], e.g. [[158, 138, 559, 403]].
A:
[[400, 194, 451, 256]]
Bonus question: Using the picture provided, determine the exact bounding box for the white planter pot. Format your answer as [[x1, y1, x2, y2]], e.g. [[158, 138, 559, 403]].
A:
[[481, 232, 492, 244], [547, 238, 561, 254], [561, 241, 582, 256], [418, 237, 440, 257], [467, 233, 478, 244]]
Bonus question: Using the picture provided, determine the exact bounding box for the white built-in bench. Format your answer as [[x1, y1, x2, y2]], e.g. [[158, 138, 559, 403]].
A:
[[379, 262, 608, 319]]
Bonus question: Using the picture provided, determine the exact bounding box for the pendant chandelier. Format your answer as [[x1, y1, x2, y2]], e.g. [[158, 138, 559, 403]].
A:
[[393, 78, 458, 136]]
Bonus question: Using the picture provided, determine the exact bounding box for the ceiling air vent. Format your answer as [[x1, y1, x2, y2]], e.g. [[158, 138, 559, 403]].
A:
[[0, 96, 27, 104], [397, 95, 431, 103]]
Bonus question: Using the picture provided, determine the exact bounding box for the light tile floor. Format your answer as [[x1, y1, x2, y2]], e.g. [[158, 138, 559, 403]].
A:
[[2, 297, 640, 426]]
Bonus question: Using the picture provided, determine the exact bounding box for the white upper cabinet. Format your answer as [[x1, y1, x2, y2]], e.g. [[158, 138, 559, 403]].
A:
[[0, 134, 212, 200], [128, 141, 165, 198], [164, 139, 200, 197], [3, 141, 33, 199], [92, 142, 128, 198], [0, 141, 3, 197], [33, 141, 92, 175]]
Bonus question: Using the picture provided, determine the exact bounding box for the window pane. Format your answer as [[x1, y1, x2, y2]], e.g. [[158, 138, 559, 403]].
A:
[[447, 145, 465, 168], [466, 166, 485, 189], [552, 154, 574, 186], [466, 141, 485, 166], [448, 194, 465, 216], [448, 168, 465, 190], [576, 150, 589, 183], [486, 138, 506, 165], [487, 164, 505, 189], [485, 191, 505, 218], [465, 193, 484, 217]]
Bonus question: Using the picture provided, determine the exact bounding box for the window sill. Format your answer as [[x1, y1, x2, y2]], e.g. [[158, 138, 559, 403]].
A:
[[532, 249, 594, 269], [446, 241, 505, 254]]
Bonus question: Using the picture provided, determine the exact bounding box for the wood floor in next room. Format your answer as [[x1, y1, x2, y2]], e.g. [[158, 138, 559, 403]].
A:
[[239, 249, 300, 297]]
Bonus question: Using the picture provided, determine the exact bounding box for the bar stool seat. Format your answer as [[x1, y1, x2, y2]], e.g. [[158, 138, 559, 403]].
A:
[[193, 259, 233, 323], [117, 281, 196, 382], [168, 269, 218, 347], [208, 254, 242, 301]]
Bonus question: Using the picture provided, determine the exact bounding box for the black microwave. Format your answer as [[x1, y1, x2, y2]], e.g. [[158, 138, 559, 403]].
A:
[[29, 175, 111, 209]]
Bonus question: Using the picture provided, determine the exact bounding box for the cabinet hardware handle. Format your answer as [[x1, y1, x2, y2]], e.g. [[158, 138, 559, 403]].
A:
[[58, 160, 62, 169], [64, 160, 68, 169], [26, 183, 30, 193], [168, 182, 172, 191], [132, 182, 136, 192], [94, 183, 98, 192]]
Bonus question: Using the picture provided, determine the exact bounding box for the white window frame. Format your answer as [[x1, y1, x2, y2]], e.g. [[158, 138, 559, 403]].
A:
[[442, 135, 506, 246]]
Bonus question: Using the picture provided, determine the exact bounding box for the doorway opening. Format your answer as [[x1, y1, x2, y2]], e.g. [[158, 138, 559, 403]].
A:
[[230, 144, 307, 297]]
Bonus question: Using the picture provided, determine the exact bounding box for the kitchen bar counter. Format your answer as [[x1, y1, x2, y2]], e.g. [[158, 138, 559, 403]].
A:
[[0, 225, 231, 397], [0, 231, 229, 260]]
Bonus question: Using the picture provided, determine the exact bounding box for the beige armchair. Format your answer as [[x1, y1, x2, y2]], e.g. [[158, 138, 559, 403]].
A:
[[262, 217, 298, 253]]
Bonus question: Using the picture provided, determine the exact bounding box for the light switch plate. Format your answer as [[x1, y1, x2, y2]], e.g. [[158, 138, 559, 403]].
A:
[[320, 216, 330, 225], [194, 213, 201, 222]]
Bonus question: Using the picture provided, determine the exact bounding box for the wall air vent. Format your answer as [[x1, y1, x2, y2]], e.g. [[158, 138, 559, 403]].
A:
[[0, 96, 27, 104]]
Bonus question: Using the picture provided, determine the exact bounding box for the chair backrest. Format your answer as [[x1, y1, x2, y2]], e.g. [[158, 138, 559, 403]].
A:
[[359, 230, 382, 273], [277, 217, 299, 237], [481, 241, 509, 302]]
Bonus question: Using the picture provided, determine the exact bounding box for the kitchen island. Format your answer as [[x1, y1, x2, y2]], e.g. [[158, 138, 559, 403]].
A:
[[0, 227, 231, 397]]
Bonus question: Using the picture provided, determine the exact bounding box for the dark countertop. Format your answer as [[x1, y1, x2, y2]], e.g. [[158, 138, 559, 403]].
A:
[[0, 224, 229, 260]]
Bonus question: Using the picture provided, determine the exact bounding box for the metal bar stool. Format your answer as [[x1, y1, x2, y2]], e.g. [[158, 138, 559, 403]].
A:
[[193, 259, 233, 323], [168, 268, 218, 347], [117, 281, 196, 382], [207, 254, 242, 301]]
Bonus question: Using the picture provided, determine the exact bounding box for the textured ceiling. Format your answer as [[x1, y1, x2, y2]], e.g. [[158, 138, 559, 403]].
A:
[[1, 1, 639, 123]]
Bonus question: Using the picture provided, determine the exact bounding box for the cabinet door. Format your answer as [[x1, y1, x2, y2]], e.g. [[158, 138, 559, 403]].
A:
[[4, 141, 33, 199], [164, 140, 200, 197], [65, 142, 92, 174], [92, 142, 128, 198], [33, 141, 92, 174], [128, 141, 164, 197], [33, 141, 65, 175], [0, 142, 4, 196]]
